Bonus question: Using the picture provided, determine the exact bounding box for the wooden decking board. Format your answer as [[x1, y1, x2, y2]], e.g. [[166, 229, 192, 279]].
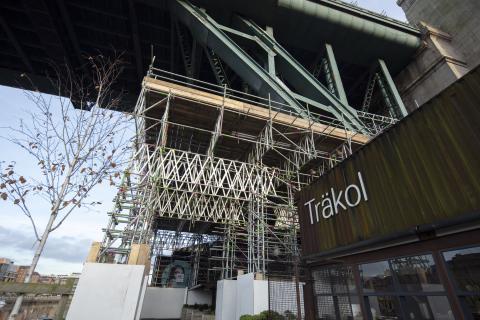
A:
[[144, 77, 370, 145]]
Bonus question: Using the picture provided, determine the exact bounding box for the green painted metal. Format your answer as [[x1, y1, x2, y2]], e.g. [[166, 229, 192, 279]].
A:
[[297, 66, 480, 255], [266, 26, 276, 77], [376, 71, 396, 117], [217, 24, 256, 41], [378, 59, 408, 118], [321, 59, 335, 95], [238, 17, 368, 133], [277, 0, 420, 49], [170, 0, 312, 120], [325, 43, 348, 105], [190, 0, 422, 73]]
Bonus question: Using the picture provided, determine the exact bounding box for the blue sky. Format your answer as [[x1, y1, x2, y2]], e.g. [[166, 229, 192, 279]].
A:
[[0, 87, 122, 275], [356, 0, 406, 21], [0, 0, 406, 275]]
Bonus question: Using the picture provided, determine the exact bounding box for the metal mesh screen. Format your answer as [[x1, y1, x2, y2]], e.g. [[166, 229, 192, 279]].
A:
[[316, 296, 335, 319], [312, 265, 355, 320], [268, 274, 305, 319], [337, 296, 354, 319]]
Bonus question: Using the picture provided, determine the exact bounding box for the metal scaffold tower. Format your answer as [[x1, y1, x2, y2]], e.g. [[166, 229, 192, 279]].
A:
[[97, 65, 396, 287]]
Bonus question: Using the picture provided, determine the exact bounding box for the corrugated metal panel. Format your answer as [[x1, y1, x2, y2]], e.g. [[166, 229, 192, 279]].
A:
[[298, 67, 480, 256]]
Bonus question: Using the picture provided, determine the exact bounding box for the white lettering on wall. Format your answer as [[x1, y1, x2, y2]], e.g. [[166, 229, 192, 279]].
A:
[[304, 171, 368, 224]]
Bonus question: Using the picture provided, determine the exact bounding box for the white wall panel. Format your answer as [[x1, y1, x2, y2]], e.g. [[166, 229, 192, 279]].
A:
[[66, 263, 146, 320]]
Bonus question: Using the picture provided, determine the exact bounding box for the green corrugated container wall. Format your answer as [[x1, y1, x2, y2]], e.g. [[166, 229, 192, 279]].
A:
[[298, 67, 480, 255]]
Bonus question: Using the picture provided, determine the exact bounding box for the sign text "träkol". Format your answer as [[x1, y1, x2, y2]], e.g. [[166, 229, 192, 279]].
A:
[[304, 172, 368, 224]]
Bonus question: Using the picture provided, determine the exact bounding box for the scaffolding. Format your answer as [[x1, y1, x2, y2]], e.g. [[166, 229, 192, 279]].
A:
[[97, 66, 397, 287]]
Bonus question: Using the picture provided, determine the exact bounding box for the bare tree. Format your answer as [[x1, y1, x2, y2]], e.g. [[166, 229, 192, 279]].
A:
[[0, 55, 133, 319]]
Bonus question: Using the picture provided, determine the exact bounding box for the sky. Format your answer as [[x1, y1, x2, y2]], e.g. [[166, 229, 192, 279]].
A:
[[355, 0, 407, 21], [0, 86, 126, 275], [0, 0, 406, 276]]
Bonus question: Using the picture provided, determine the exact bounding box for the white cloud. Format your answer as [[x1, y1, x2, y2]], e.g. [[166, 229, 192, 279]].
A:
[[0, 226, 91, 263]]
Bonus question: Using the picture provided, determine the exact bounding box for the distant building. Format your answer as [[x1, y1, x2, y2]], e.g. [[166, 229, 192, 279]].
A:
[[0, 258, 80, 286], [0, 258, 16, 283], [0, 264, 80, 320], [0, 296, 61, 320], [14, 266, 40, 284], [57, 273, 81, 286]]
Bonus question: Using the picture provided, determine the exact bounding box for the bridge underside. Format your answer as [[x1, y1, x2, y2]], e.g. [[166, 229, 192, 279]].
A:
[[0, 0, 419, 113]]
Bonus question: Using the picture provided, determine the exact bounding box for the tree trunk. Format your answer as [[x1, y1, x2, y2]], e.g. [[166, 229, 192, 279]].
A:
[[8, 213, 56, 320]]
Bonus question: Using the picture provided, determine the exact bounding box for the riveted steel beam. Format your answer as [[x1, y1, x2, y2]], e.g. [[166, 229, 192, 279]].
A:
[[237, 17, 368, 133], [169, 0, 311, 120], [378, 59, 408, 118], [324, 43, 348, 105], [266, 26, 276, 77]]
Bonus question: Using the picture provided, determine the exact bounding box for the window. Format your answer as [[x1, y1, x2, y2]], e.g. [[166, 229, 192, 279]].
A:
[[359, 254, 454, 320], [464, 296, 480, 319], [402, 296, 454, 320], [350, 296, 363, 320], [360, 261, 394, 293], [443, 246, 480, 292], [443, 246, 480, 319], [310, 248, 480, 319], [390, 255, 444, 292], [368, 296, 400, 319]]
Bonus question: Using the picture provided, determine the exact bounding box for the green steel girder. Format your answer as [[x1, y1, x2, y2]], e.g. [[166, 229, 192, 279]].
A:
[[377, 72, 396, 118], [170, 0, 372, 134], [169, 0, 311, 120], [378, 59, 408, 118], [324, 43, 348, 105], [266, 26, 276, 77], [237, 17, 367, 133]]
